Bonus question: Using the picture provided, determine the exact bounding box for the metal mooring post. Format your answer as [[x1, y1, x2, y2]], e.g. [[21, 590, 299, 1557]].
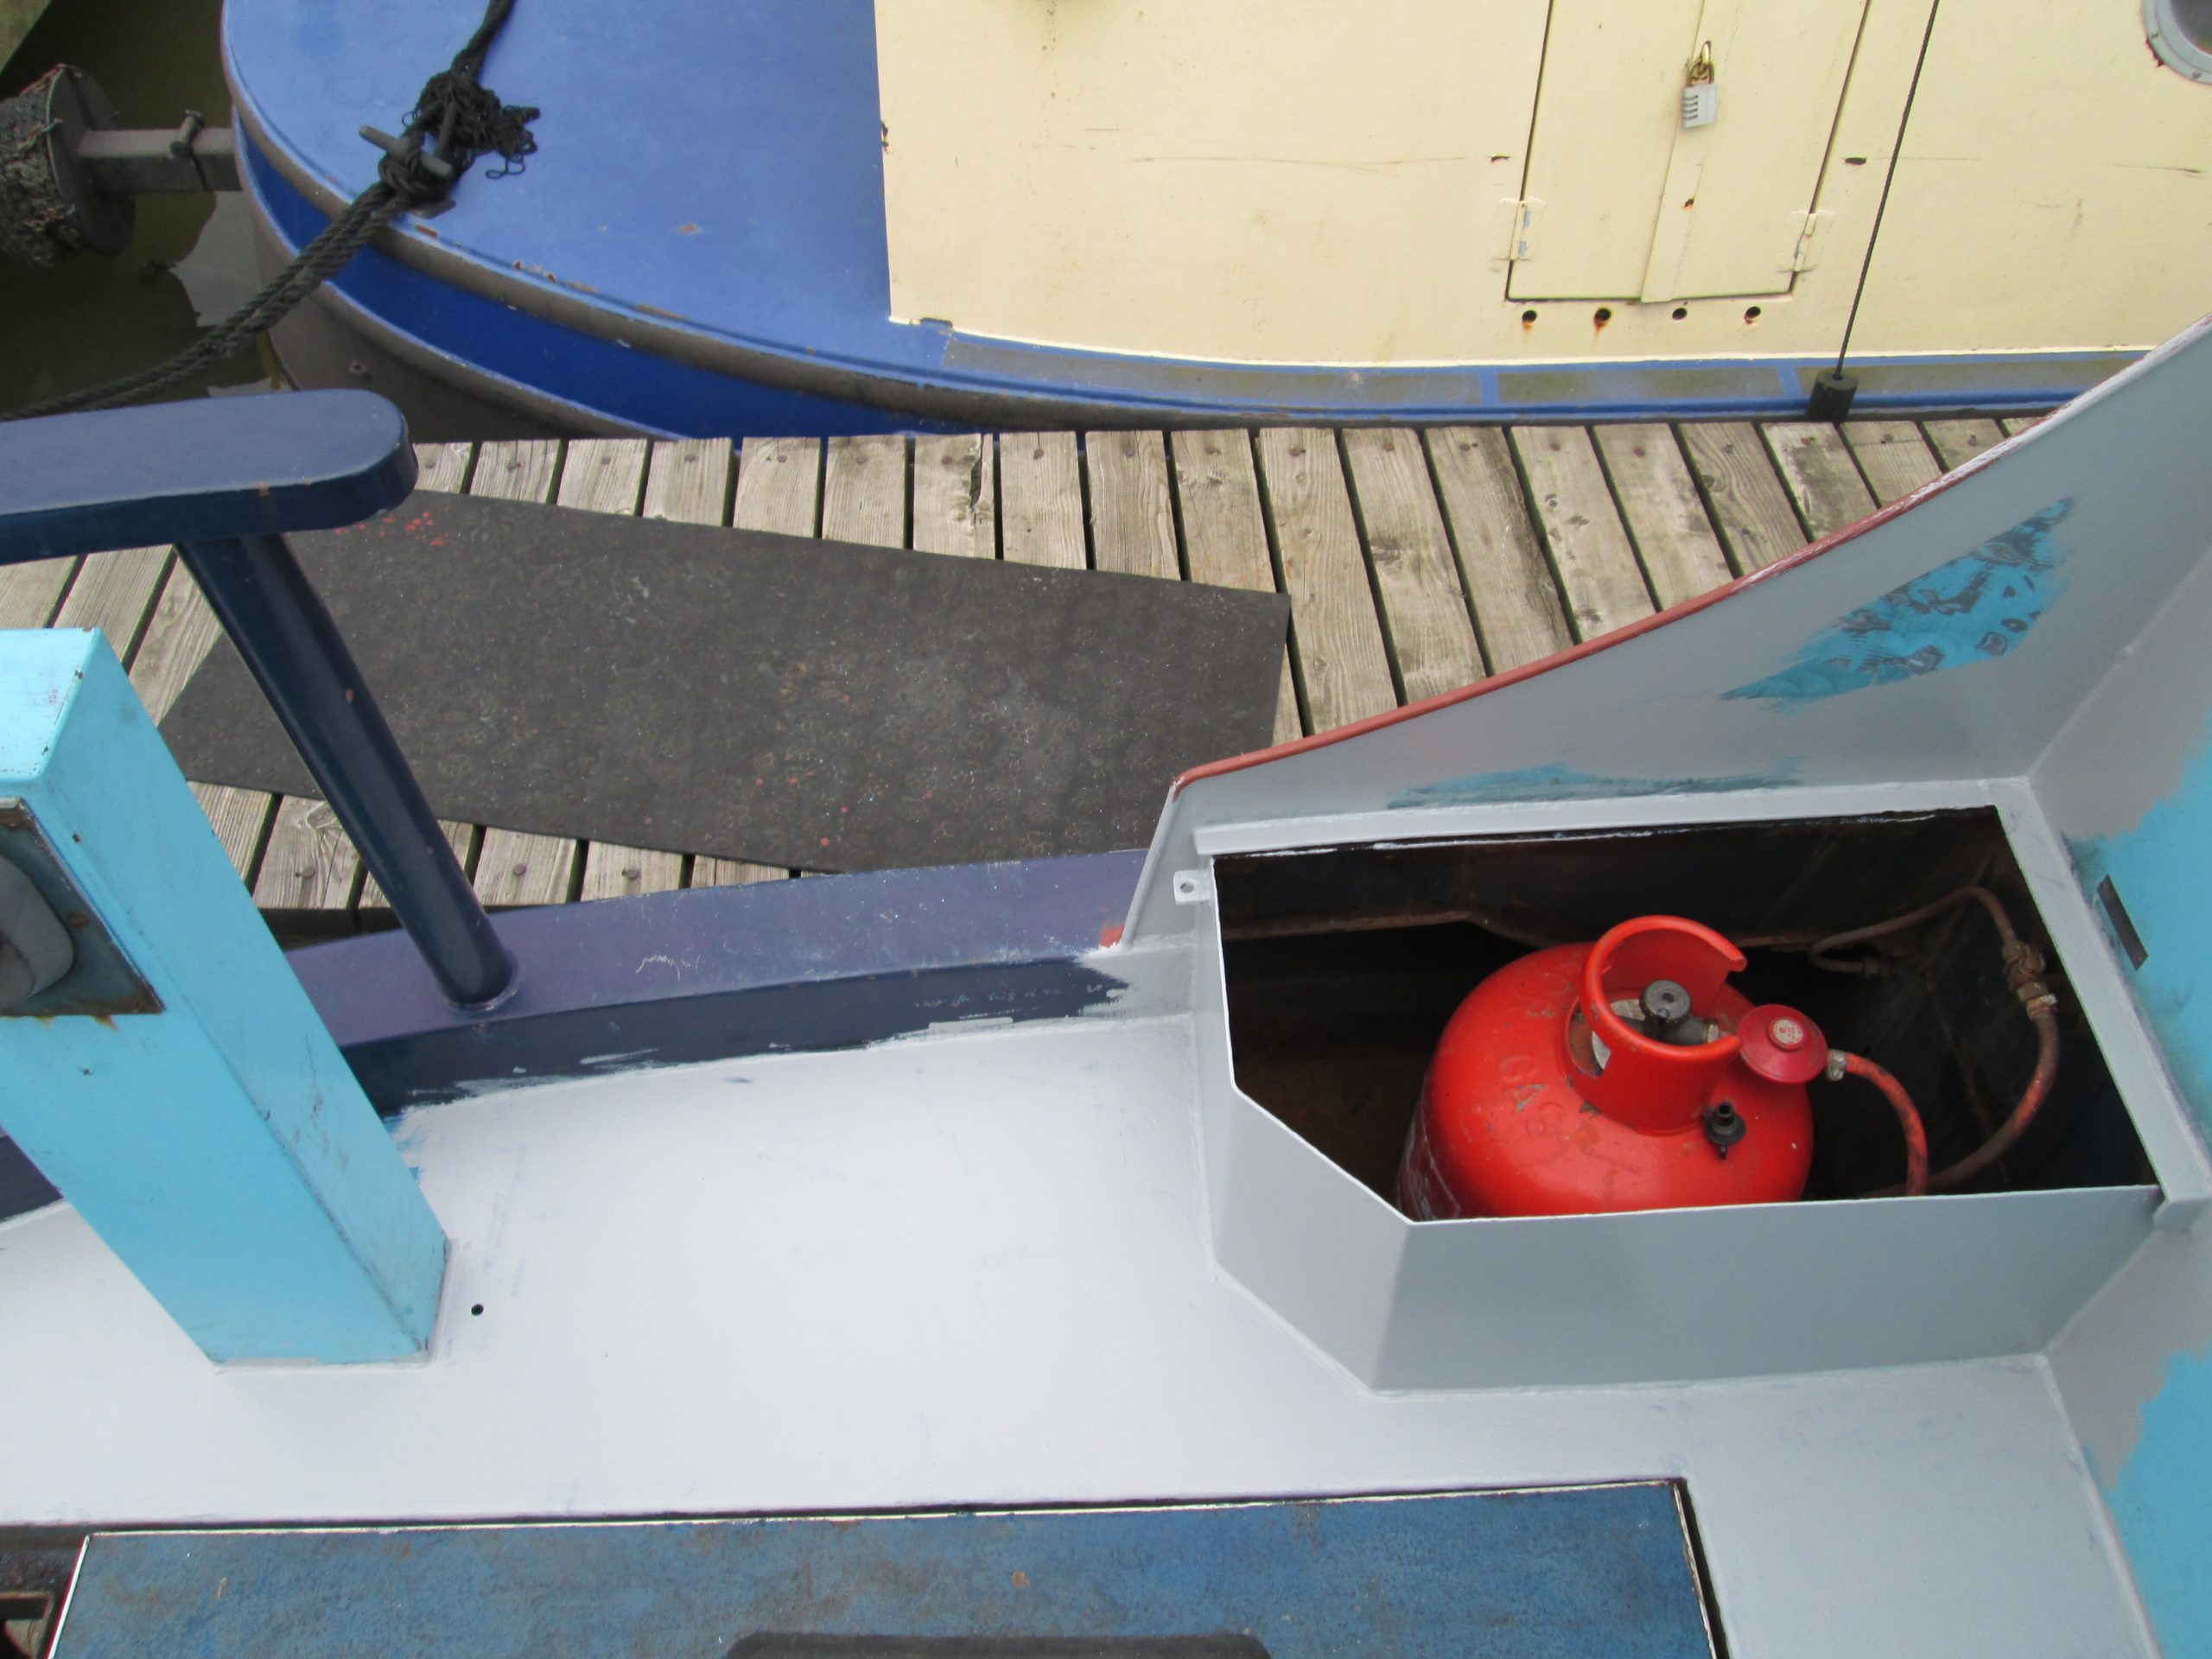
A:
[[177, 533, 514, 1006]]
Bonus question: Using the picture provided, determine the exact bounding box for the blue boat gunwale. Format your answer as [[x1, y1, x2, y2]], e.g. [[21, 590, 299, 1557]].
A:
[[226, 70, 2119, 433]]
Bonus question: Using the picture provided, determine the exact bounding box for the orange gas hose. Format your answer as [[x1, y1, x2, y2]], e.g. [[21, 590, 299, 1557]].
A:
[[1929, 1008, 2062, 1191], [1839, 1052, 1931, 1198]]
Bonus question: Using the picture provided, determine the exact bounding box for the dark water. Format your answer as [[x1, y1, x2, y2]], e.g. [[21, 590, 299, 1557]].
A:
[[1, 0, 276, 412]]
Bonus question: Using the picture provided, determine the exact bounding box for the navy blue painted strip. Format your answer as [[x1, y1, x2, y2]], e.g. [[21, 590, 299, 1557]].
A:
[[56, 1488, 1714, 1659], [288, 853, 1145, 1110]]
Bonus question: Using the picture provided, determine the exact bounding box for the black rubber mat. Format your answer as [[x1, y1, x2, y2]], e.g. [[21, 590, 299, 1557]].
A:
[[160, 493, 1289, 872]]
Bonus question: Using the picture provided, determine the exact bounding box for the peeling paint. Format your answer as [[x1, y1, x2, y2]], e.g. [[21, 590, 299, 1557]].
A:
[[1724, 500, 2073, 704]]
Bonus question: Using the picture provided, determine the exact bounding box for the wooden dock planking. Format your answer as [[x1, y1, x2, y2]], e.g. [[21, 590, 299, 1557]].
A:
[[912, 435, 997, 560], [733, 437, 811, 537], [1763, 423, 1877, 539], [1510, 427, 1656, 640], [1841, 421, 1942, 508], [822, 435, 909, 549], [1000, 434, 1088, 571], [49, 407, 2035, 934], [1340, 429, 1484, 702], [1590, 426, 1732, 611], [1677, 422, 1806, 575], [0, 555, 78, 631], [1921, 418, 2006, 474], [1422, 428, 1573, 676], [1255, 428, 1397, 732], [252, 796, 362, 923], [1085, 431, 1179, 581]]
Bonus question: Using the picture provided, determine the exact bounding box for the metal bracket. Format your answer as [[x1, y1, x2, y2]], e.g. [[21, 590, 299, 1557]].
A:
[[1171, 868, 1214, 906], [0, 799, 160, 1017]]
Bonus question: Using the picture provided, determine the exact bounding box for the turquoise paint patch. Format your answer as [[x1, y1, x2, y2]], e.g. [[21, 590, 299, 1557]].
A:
[[1724, 500, 2072, 704], [2068, 720, 2212, 1137], [1391, 761, 1799, 810], [2109, 1343, 2212, 1655], [2077, 712, 2212, 1656]]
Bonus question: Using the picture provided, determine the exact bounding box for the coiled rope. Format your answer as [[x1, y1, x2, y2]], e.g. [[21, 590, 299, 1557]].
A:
[[4, 0, 537, 422]]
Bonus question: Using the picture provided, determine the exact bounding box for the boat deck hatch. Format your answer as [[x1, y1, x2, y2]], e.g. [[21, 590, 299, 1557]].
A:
[[48, 1486, 1718, 1658]]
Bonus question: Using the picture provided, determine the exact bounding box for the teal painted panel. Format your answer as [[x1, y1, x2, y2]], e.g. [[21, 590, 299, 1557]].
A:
[[0, 630, 443, 1361], [2074, 710, 2212, 1656]]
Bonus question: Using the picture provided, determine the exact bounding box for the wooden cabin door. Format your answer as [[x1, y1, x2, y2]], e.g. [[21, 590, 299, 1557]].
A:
[[1509, 0, 1868, 303]]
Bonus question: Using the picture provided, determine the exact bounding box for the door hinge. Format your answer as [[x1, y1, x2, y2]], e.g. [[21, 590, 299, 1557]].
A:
[[1785, 209, 1834, 274], [1505, 198, 1541, 263]]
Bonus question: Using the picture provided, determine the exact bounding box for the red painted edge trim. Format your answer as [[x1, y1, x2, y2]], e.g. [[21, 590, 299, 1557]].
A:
[[1165, 427, 2018, 798]]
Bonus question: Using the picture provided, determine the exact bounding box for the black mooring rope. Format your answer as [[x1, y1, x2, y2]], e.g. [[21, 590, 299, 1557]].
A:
[[3, 0, 537, 422]]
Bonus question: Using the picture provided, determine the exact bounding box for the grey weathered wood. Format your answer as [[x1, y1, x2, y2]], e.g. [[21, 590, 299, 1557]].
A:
[[2001, 416, 2044, 437], [191, 780, 272, 883], [468, 438, 579, 906], [1423, 427, 1572, 675], [1255, 428, 1396, 731], [648, 437, 739, 526], [128, 563, 221, 722], [1085, 430, 1178, 580], [999, 433, 1087, 570], [474, 828, 577, 907], [133, 560, 276, 881], [728, 438, 811, 533], [1170, 429, 1301, 741], [54, 545, 172, 664], [1341, 429, 1482, 702], [412, 442, 474, 494], [580, 842, 684, 901], [1921, 418, 2006, 474], [1678, 422, 1807, 575], [558, 438, 651, 516], [822, 435, 908, 549], [1764, 423, 1877, 539], [690, 856, 791, 888], [251, 796, 362, 916], [1591, 425, 1732, 610], [1510, 427, 1655, 641], [912, 434, 996, 559], [0, 558, 78, 630], [472, 438, 563, 505], [1842, 421, 1942, 508]]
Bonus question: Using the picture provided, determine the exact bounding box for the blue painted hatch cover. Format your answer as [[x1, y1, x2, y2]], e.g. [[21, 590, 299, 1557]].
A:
[[54, 1486, 1716, 1658]]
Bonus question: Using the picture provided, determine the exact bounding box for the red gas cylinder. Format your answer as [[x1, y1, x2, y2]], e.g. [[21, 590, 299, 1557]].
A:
[[1398, 915, 1821, 1219]]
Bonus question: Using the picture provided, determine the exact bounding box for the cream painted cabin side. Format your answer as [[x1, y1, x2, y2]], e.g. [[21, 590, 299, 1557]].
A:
[[876, 0, 2212, 372]]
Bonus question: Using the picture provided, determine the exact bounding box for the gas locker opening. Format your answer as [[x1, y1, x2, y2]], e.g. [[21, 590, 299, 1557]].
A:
[[1217, 810, 2144, 1218]]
